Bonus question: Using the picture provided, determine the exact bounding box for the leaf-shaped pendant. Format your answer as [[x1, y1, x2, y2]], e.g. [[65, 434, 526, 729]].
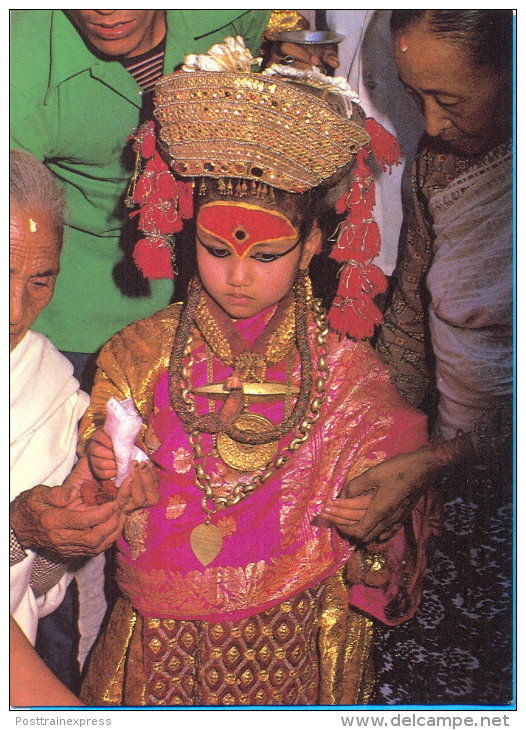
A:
[[190, 523, 223, 566]]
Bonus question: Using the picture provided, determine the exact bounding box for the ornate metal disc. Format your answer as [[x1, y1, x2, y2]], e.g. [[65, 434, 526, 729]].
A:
[[216, 413, 279, 471]]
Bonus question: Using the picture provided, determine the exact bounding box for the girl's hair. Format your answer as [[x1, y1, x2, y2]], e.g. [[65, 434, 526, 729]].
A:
[[10, 149, 67, 245], [390, 9, 513, 72]]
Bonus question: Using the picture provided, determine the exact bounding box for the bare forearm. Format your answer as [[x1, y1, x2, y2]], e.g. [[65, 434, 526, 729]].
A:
[[10, 616, 83, 707]]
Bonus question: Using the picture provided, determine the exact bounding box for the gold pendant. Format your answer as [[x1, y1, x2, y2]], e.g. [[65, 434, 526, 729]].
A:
[[192, 381, 299, 402], [216, 413, 279, 471], [190, 523, 223, 566]]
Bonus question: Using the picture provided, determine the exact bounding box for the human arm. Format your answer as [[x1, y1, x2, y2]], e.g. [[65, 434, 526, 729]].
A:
[[9, 455, 125, 559], [10, 615, 83, 707], [322, 434, 472, 543], [323, 404, 512, 544], [375, 145, 434, 408], [10, 453, 159, 559]]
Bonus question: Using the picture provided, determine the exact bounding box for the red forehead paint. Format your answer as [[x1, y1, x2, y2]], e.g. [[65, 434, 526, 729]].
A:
[[197, 202, 298, 258]]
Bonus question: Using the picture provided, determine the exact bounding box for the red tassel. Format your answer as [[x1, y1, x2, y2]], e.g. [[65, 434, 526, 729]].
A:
[[133, 237, 174, 280], [365, 117, 403, 172], [327, 119, 399, 340], [141, 127, 157, 159], [157, 171, 178, 198], [126, 121, 196, 280], [327, 260, 387, 340]]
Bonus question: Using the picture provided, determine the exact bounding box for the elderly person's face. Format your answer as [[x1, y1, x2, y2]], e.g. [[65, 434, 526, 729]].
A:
[[10, 204, 60, 351], [394, 21, 511, 156], [66, 10, 165, 59]]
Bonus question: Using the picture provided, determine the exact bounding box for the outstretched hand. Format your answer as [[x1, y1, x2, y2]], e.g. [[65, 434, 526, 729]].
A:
[[321, 445, 446, 543], [10, 451, 160, 560], [10, 455, 124, 559]]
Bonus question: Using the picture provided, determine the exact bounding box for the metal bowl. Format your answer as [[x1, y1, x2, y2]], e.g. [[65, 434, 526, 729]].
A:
[[269, 30, 345, 45]]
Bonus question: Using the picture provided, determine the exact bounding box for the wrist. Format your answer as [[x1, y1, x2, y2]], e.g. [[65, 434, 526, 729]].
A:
[[9, 489, 44, 551], [427, 430, 476, 469]]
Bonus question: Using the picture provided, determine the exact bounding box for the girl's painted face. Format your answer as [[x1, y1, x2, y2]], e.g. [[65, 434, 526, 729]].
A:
[[394, 23, 511, 156], [195, 201, 319, 319]]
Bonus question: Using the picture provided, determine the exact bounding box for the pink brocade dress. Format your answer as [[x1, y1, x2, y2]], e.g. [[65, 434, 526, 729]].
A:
[[79, 303, 436, 706]]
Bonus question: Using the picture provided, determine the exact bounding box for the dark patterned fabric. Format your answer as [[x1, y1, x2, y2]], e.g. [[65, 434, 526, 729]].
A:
[[372, 433, 513, 706], [373, 136, 514, 706], [376, 135, 474, 409], [10, 526, 26, 566]]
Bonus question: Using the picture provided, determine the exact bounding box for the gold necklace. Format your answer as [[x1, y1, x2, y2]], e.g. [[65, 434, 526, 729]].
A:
[[169, 274, 316, 447], [183, 297, 330, 566]]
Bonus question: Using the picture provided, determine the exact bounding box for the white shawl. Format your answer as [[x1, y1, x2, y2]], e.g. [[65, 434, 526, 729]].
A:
[[426, 143, 513, 439], [10, 331, 105, 664]]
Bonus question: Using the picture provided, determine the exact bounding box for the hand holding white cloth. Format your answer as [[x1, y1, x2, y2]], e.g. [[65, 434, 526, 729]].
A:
[[103, 397, 148, 487]]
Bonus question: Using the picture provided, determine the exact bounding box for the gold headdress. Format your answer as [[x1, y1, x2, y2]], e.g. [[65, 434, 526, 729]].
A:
[[128, 36, 402, 340], [154, 65, 369, 195]]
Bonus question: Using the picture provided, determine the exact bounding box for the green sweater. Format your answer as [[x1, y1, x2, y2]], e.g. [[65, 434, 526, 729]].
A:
[[10, 10, 271, 353]]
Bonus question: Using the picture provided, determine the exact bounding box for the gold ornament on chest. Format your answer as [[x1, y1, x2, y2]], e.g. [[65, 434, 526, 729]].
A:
[[169, 274, 329, 566]]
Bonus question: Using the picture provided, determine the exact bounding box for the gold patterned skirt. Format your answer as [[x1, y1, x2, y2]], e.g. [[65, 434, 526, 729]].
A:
[[80, 570, 374, 706]]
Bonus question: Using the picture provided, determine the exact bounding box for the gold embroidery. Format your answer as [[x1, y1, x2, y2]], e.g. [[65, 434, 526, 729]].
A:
[[172, 447, 192, 473], [165, 495, 187, 521], [195, 296, 232, 364], [123, 509, 148, 560], [215, 516, 237, 537], [117, 534, 344, 618]]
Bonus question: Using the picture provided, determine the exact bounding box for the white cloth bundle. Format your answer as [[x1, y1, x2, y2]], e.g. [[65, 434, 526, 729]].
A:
[[103, 397, 148, 487]]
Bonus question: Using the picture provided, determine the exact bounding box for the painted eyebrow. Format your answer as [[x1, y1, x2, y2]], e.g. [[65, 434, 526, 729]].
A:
[[196, 234, 299, 252], [197, 233, 302, 256]]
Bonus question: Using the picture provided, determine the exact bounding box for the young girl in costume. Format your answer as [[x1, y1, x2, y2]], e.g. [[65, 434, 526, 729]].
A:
[[79, 39, 437, 706]]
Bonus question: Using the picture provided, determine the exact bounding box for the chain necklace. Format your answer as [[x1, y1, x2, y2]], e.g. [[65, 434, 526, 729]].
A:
[[169, 273, 315, 445], [184, 296, 329, 513], [169, 274, 330, 565]]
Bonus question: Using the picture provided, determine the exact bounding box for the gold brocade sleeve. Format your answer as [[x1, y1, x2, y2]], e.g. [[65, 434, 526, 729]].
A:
[[77, 304, 183, 454]]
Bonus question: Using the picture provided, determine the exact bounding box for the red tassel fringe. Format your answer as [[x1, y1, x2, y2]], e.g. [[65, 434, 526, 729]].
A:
[[328, 118, 402, 340], [133, 237, 174, 280], [127, 121, 194, 280]]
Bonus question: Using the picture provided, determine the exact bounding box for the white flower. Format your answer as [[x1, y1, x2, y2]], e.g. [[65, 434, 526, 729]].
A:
[[182, 36, 261, 73]]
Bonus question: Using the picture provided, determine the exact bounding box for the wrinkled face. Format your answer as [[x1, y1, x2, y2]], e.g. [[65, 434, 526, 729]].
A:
[[394, 22, 511, 155], [66, 10, 166, 58], [10, 204, 61, 352], [195, 201, 319, 319]]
